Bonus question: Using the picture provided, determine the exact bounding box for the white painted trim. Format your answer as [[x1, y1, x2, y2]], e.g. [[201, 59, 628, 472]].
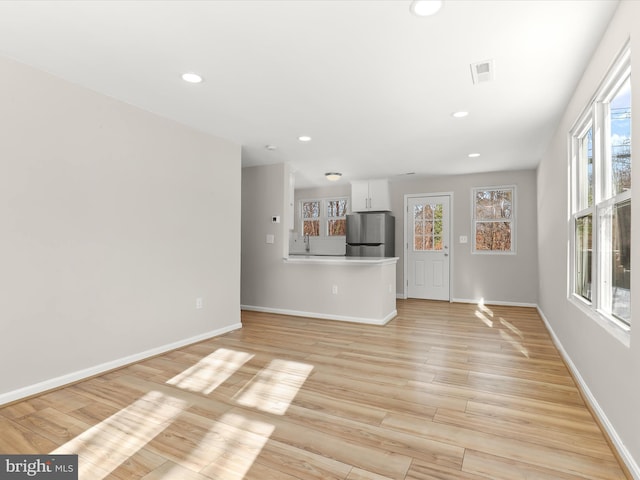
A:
[[396, 293, 407, 300], [403, 191, 454, 301], [537, 306, 640, 480], [241, 304, 396, 326], [471, 184, 517, 255], [451, 298, 538, 308], [0, 323, 242, 407]]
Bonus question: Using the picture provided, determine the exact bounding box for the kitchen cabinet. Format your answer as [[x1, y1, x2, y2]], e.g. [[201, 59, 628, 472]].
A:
[[351, 179, 391, 212]]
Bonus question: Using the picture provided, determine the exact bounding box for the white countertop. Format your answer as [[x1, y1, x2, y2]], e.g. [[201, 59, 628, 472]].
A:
[[284, 255, 399, 266]]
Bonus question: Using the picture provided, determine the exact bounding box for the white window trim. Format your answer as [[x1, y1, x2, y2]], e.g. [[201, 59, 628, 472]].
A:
[[471, 185, 517, 255], [568, 41, 631, 343], [299, 197, 349, 237]]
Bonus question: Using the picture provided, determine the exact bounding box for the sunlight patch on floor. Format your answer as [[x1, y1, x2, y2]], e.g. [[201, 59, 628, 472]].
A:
[[477, 300, 494, 317], [233, 359, 313, 415], [499, 329, 529, 358], [166, 348, 254, 394], [474, 310, 494, 327], [499, 317, 524, 339], [198, 412, 275, 480], [52, 391, 187, 479]]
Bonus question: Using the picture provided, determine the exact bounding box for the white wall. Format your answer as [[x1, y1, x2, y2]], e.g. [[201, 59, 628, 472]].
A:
[[241, 163, 290, 307], [241, 164, 396, 323], [537, 0, 639, 475], [391, 170, 539, 305], [0, 56, 241, 402]]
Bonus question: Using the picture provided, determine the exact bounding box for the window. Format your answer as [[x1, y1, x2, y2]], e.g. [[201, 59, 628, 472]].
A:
[[301, 197, 348, 236], [472, 186, 515, 253], [302, 200, 320, 236], [327, 199, 348, 235], [570, 44, 631, 329], [413, 203, 443, 251]]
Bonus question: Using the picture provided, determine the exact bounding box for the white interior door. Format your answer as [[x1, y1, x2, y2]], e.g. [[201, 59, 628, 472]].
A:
[[407, 195, 450, 300]]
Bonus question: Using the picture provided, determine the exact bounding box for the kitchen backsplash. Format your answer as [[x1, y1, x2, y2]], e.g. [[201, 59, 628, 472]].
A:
[[289, 233, 346, 256]]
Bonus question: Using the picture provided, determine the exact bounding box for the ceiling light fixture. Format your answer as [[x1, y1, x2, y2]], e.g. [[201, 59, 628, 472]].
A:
[[410, 0, 443, 17], [468, 153, 481, 158], [265, 145, 277, 151], [298, 135, 312, 142], [325, 172, 342, 181], [182, 72, 203, 83], [452, 111, 469, 118]]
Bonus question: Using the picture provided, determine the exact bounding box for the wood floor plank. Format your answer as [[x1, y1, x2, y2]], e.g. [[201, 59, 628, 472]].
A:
[[222, 406, 413, 480], [433, 407, 614, 459], [0, 416, 58, 453], [141, 461, 210, 480], [109, 448, 167, 480], [461, 449, 617, 480], [0, 299, 629, 480], [465, 398, 604, 437], [381, 411, 624, 479], [405, 457, 488, 480], [17, 407, 93, 446]]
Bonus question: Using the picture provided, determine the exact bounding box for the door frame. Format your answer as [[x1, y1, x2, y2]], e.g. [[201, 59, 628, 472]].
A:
[[403, 192, 454, 300]]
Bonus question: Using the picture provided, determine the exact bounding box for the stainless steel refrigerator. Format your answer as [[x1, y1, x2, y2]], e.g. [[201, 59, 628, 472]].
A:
[[346, 212, 395, 257]]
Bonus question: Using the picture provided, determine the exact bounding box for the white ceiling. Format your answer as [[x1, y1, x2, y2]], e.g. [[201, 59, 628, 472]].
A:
[[0, 0, 619, 188]]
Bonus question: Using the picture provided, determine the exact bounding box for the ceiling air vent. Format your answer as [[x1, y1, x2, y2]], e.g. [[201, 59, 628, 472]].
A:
[[470, 59, 494, 84]]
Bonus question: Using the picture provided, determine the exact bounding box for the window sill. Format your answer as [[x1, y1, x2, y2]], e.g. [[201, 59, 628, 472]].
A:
[[569, 295, 630, 347], [472, 250, 517, 255]]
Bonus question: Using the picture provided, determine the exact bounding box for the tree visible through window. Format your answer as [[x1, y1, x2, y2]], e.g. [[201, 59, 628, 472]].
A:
[[301, 198, 348, 237], [302, 200, 320, 236], [327, 199, 347, 236], [413, 203, 443, 251], [570, 44, 631, 328], [472, 187, 515, 253]]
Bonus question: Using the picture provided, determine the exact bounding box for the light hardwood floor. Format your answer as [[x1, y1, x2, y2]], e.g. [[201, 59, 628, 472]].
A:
[[0, 300, 630, 479]]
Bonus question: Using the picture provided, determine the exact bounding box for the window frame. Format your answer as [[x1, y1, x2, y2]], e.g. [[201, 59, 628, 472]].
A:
[[569, 42, 631, 339], [471, 185, 516, 255], [299, 197, 349, 237]]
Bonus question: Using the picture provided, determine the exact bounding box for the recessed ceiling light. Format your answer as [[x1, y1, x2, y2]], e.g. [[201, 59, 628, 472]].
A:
[[452, 111, 469, 118], [182, 72, 203, 83], [468, 153, 481, 158], [298, 135, 312, 142], [410, 0, 443, 17], [265, 145, 277, 151]]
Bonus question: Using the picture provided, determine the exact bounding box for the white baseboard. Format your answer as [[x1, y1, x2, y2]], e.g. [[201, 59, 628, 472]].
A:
[[452, 297, 538, 308], [0, 322, 242, 407], [241, 304, 396, 326], [537, 306, 639, 479]]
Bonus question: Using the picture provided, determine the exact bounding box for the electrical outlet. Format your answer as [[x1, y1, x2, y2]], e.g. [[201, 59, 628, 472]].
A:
[[196, 297, 203, 309], [459, 235, 468, 244]]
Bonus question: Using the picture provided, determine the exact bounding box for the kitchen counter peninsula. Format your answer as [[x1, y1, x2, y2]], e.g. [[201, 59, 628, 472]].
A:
[[284, 255, 398, 266], [244, 255, 398, 325]]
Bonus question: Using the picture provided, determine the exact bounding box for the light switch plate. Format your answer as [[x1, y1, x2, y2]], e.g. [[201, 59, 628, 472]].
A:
[[459, 235, 468, 244], [266, 234, 275, 244]]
